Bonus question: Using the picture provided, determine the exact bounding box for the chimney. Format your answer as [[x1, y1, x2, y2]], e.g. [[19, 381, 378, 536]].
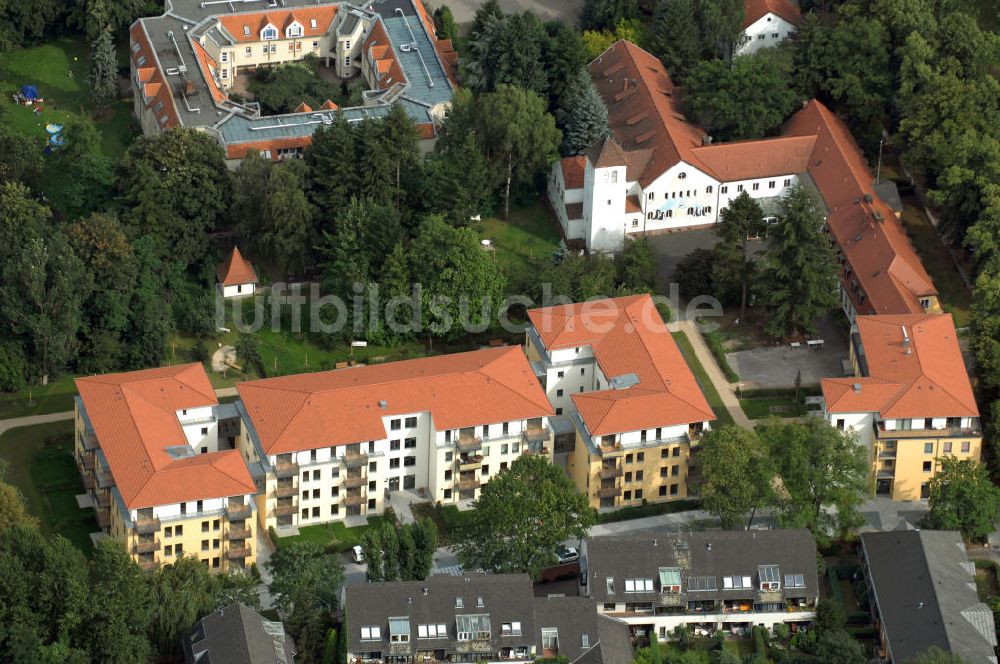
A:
[[853, 383, 861, 393], [653, 538, 657, 547], [902, 325, 910, 347], [706, 542, 712, 551]]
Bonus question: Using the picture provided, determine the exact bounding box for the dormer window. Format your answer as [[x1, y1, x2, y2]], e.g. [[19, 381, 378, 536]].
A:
[[758, 565, 781, 591], [286, 22, 304, 38], [311, 18, 317, 28], [659, 567, 682, 594], [243, 25, 251, 36], [262, 25, 278, 40]]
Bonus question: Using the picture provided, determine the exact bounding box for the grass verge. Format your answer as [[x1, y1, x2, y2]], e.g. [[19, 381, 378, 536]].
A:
[[274, 515, 387, 554], [0, 374, 77, 420], [738, 397, 813, 420], [0, 421, 97, 553], [702, 327, 739, 382], [672, 332, 735, 428], [411, 502, 476, 546], [597, 498, 701, 524], [480, 200, 561, 285]]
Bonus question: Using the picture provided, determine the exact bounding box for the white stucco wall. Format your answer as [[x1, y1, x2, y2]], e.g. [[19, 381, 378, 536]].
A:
[[738, 13, 798, 55]]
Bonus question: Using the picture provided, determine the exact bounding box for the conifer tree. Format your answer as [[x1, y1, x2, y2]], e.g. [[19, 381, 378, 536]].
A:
[[89, 27, 118, 111], [558, 68, 609, 156]]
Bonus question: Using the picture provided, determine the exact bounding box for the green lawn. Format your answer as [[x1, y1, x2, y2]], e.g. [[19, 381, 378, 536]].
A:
[[0, 37, 137, 213], [411, 502, 476, 546], [480, 200, 562, 285], [597, 498, 701, 524], [738, 397, 811, 420], [0, 374, 78, 420], [0, 421, 97, 553], [672, 331, 735, 428], [275, 515, 387, 553]]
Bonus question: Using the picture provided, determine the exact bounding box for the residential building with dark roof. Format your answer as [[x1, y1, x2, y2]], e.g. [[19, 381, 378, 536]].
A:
[[580, 530, 819, 639], [550, 40, 938, 322], [525, 294, 715, 510], [344, 574, 632, 664], [236, 346, 554, 533], [74, 364, 257, 572], [860, 531, 997, 664], [185, 603, 296, 663], [129, 0, 456, 165], [821, 313, 981, 500]]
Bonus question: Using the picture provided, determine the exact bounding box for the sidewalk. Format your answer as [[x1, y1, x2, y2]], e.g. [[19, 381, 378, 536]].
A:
[[668, 319, 752, 428]]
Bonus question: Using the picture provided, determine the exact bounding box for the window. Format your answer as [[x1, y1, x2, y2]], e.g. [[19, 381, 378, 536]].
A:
[[768, 180, 775, 189], [391, 419, 401, 430], [445, 451, 453, 461], [243, 25, 250, 36], [923, 461, 932, 472], [557, 371, 564, 378], [736, 184, 744, 192], [673, 447, 680, 457], [772, 32, 779, 38], [390, 440, 401, 451], [369, 481, 376, 491], [625, 454, 633, 464], [636, 470, 644, 481], [405, 416, 417, 428], [175, 544, 183, 556], [542, 628, 559, 651], [962, 441, 971, 453], [404, 456, 416, 467], [301, 509, 308, 519], [659, 485, 667, 496], [481, 465, 489, 475], [310, 18, 318, 28], [661, 448, 669, 459], [361, 626, 381, 641], [502, 422, 509, 435], [175, 525, 183, 536], [213, 538, 220, 549], [444, 469, 452, 480], [671, 465, 679, 477], [344, 56, 351, 67], [637, 452, 644, 462], [757, 34, 765, 40], [557, 389, 564, 397], [180, 503, 187, 515], [418, 624, 449, 638], [678, 172, 687, 179], [244, 46, 252, 56], [444, 489, 452, 499], [720, 185, 728, 194], [368, 498, 376, 509], [501, 444, 508, 455], [625, 472, 632, 482], [501, 622, 522, 636], [836, 419, 845, 430], [219, 51, 229, 63], [688, 575, 717, 591], [752, 183, 760, 191], [635, 489, 643, 500], [784, 178, 791, 186], [165, 526, 172, 537], [660, 467, 668, 478], [310, 449, 318, 462], [924, 442, 934, 454], [220, 68, 228, 80], [202, 521, 209, 532], [722, 575, 753, 589], [201, 540, 209, 551], [165, 545, 173, 556], [603, 602, 616, 611], [389, 618, 410, 643], [943, 442, 952, 454], [706, 185, 713, 193], [312, 40, 319, 49], [390, 458, 400, 469], [606, 577, 615, 593], [287, 24, 303, 38], [659, 567, 682, 593], [556, 408, 563, 415], [670, 484, 678, 495], [262, 26, 277, 40], [784, 574, 806, 588], [313, 469, 320, 480], [624, 578, 655, 592]]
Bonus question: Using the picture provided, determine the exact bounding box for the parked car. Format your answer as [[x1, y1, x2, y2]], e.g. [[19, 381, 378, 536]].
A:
[[352, 545, 364, 564], [556, 545, 579, 565]]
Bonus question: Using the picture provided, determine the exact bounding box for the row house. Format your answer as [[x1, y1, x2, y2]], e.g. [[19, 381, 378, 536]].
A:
[[580, 530, 820, 639], [550, 40, 939, 322], [822, 314, 981, 501], [345, 574, 631, 664], [235, 346, 554, 533], [74, 364, 257, 572], [525, 295, 716, 510]]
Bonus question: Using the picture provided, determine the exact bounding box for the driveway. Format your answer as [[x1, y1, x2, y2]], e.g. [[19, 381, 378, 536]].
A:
[[424, 0, 583, 26]]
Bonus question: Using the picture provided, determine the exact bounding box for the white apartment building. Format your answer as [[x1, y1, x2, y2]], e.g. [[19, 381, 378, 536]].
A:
[[235, 346, 554, 533]]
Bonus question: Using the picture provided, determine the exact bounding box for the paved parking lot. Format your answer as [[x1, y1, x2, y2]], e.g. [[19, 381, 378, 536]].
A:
[[424, 0, 583, 25], [645, 228, 721, 296]]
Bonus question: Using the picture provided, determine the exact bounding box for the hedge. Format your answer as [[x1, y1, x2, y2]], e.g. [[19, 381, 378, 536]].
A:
[[702, 328, 740, 383], [738, 386, 822, 399], [826, 568, 844, 604]]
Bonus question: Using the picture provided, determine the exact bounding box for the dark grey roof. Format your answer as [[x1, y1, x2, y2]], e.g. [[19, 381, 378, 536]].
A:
[[582, 529, 820, 603], [873, 180, 904, 213], [184, 604, 295, 664], [345, 574, 537, 655], [861, 530, 998, 664], [533, 596, 632, 664]]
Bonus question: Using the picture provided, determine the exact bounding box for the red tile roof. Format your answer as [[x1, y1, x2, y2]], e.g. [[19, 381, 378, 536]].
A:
[[225, 136, 313, 161], [364, 20, 406, 90], [218, 247, 257, 286], [238, 347, 554, 455], [744, 0, 803, 28], [130, 23, 180, 130], [319, 99, 339, 110], [690, 135, 816, 181], [528, 295, 716, 435], [76, 365, 256, 510], [784, 100, 936, 315], [218, 7, 339, 44], [560, 155, 587, 190], [191, 39, 226, 105], [823, 314, 977, 418]]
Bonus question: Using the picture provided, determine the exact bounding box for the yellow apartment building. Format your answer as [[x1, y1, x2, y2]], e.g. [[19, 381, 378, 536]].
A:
[[74, 364, 258, 572], [822, 313, 981, 501], [525, 294, 715, 510]]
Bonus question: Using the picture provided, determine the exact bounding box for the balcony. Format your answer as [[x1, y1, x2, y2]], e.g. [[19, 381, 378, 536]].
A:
[[227, 544, 252, 560], [344, 452, 368, 469], [273, 503, 297, 517], [275, 462, 300, 479], [599, 441, 624, 457], [82, 475, 96, 490], [274, 485, 297, 498], [135, 517, 161, 535], [96, 511, 111, 529], [133, 538, 161, 554], [876, 469, 895, 479], [345, 475, 367, 489], [95, 492, 111, 509], [599, 485, 622, 498], [874, 423, 981, 439], [228, 525, 252, 540], [658, 593, 684, 607], [457, 436, 482, 453], [600, 465, 623, 479], [225, 502, 252, 520], [97, 471, 116, 489], [139, 560, 161, 572], [457, 478, 481, 491], [81, 431, 99, 452], [344, 494, 366, 507], [458, 455, 483, 471], [81, 454, 95, 471], [522, 427, 551, 454]]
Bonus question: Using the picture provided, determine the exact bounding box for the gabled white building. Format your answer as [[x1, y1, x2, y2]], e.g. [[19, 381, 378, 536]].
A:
[[737, 0, 802, 56]]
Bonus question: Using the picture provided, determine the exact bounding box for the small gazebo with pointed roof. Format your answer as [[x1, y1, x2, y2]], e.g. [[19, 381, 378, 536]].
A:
[[217, 247, 258, 298]]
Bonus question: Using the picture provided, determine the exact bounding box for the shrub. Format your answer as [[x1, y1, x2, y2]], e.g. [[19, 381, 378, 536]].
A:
[[702, 327, 739, 382], [673, 248, 715, 300]]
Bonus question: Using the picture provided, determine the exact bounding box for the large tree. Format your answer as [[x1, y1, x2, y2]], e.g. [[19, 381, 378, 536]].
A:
[[118, 129, 231, 269], [85, 540, 154, 663], [925, 458, 1000, 541], [648, 0, 702, 78], [0, 125, 43, 187], [755, 186, 839, 339], [148, 557, 219, 659], [557, 68, 609, 157], [697, 426, 774, 529], [306, 112, 359, 215], [464, 12, 549, 95], [409, 214, 507, 342], [476, 84, 561, 218], [257, 160, 314, 277], [756, 419, 870, 545], [713, 192, 766, 322], [682, 49, 798, 141], [88, 27, 118, 111], [456, 455, 596, 578]]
